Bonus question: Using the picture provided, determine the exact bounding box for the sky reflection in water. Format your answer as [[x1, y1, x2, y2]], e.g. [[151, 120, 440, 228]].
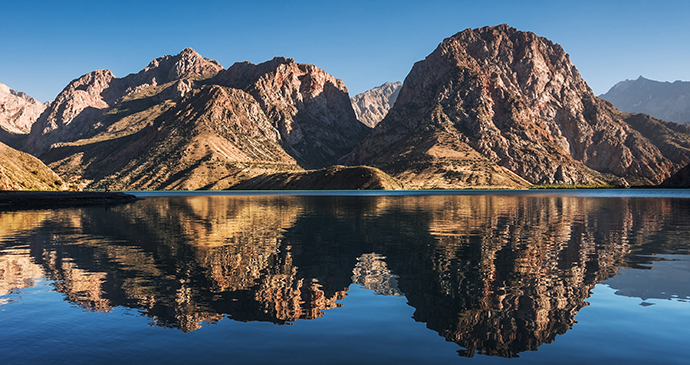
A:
[[1, 191, 689, 363]]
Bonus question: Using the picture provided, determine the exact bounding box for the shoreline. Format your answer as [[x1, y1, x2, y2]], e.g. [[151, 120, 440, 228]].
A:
[[0, 191, 141, 210]]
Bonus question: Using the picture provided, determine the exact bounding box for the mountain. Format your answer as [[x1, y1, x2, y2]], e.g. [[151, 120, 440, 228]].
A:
[[22, 48, 223, 156], [0, 141, 64, 191], [0, 82, 46, 146], [600, 76, 690, 125], [212, 57, 371, 169], [344, 25, 690, 187], [351, 81, 402, 127], [29, 50, 371, 190], [41, 84, 301, 190]]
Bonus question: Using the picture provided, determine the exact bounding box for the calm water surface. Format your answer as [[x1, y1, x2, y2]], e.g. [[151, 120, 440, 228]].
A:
[[1, 190, 689, 364]]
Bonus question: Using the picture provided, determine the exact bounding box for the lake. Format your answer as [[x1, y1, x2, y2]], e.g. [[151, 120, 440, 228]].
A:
[[1, 190, 689, 364]]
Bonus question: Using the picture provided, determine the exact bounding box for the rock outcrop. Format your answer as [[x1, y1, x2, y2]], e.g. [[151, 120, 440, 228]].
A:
[[350, 81, 402, 128], [601, 76, 690, 125], [213, 57, 371, 169], [0, 82, 46, 146], [0, 141, 64, 191], [344, 25, 690, 186]]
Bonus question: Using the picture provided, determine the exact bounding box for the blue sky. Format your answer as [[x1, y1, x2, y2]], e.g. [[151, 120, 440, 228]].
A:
[[1, 0, 689, 102]]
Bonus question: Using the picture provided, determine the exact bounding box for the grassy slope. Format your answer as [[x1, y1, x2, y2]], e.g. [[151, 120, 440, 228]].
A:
[[0, 141, 64, 190]]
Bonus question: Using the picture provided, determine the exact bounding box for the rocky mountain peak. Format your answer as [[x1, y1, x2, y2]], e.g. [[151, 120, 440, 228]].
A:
[[213, 57, 369, 168], [133, 47, 223, 86], [0, 82, 47, 136], [601, 76, 690, 125], [351, 81, 402, 127], [21, 69, 120, 155]]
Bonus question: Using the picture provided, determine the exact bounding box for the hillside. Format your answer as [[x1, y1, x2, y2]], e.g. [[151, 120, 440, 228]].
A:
[[41, 84, 302, 190], [0, 141, 64, 191], [230, 165, 403, 190]]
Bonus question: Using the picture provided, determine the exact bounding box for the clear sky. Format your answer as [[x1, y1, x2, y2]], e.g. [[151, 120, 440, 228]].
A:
[[1, 0, 689, 102]]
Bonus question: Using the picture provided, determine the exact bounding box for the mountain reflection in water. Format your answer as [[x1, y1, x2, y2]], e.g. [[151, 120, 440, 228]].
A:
[[1, 194, 689, 358]]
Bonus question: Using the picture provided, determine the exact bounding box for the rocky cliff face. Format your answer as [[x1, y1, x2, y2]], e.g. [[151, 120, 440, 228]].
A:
[[213, 57, 371, 169], [0, 83, 46, 145], [345, 25, 690, 186], [350, 81, 402, 128], [601, 76, 690, 125], [22, 48, 222, 156]]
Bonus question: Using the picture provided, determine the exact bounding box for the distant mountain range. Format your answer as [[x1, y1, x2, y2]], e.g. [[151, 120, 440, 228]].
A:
[[600, 76, 690, 125], [350, 81, 402, 128], [0, 82, 47, 146], [3, 25, 690, 190]]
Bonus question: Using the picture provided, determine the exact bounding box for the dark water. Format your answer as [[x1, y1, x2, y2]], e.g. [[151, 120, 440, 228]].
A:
[[1, 190, 689, 364]]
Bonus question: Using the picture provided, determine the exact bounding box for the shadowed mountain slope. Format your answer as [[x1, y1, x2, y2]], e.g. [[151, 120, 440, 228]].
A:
[[229, 165, 403, 190]]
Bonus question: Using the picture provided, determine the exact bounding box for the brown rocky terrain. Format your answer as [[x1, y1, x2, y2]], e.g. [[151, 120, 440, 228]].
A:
[[0, 82, 46, 146], [350, 81, 402, 128], [41, 84, 301, 190], [0, 141, 64, 190], [344, 25, 690, 187], [212, 57, 371, 169], [229, 165, 403, 190]]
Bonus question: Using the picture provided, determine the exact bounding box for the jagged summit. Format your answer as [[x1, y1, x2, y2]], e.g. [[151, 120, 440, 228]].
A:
[[124, 47, 223, 88], [351, 81, 402, 128], [22, 50, 371, 190], [22, 49, 224, 156], [0, 82, 47, 138]]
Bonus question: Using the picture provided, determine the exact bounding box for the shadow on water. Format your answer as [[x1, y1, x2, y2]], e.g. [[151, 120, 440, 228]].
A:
[[1, 194, 689, 357]]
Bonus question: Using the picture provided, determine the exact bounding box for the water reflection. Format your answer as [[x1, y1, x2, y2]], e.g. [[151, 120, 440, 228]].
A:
[[1, 194, 689, 357]]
